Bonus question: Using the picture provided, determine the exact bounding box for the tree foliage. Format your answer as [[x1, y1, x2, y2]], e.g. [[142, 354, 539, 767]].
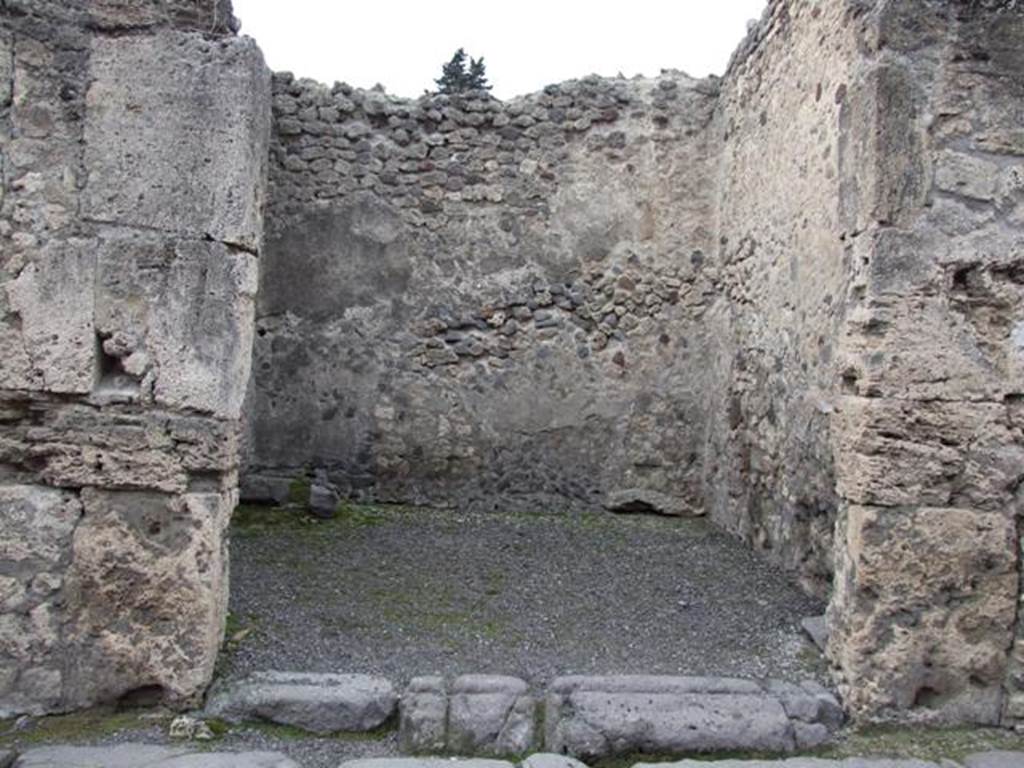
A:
[[435, 48, 491, 94]]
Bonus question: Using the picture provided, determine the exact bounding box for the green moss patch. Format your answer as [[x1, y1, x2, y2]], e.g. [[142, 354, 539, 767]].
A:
[[0, 707, 166, 749]]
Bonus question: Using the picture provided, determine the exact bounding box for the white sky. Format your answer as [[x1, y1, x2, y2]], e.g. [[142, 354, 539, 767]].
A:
[[232, 1, 769, 100]]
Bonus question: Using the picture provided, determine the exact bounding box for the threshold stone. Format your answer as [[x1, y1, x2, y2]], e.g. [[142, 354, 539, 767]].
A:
[[401, 675, 536, 756], [634, 760, 944, 767], [340, 761, 514, 768], [204, 671, 396, 734], [12, 744, 297, 767], [544, 675, 843, 759]]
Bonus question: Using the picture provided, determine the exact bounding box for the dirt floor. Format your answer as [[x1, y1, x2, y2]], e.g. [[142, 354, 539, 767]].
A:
[[222, 502, 828, 687]]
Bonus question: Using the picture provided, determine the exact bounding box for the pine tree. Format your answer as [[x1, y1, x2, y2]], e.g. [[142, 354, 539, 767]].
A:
[[435, 48, 469, 94], [467, 57, 491, 92], [434, 49, 491, 94]]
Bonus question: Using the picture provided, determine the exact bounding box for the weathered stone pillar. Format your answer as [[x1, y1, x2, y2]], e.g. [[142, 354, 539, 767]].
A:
[[826, 0, 1024, 725], [0, 0, 269, 715]]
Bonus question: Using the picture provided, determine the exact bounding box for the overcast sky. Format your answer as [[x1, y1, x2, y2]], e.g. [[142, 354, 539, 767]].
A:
[[232, 1, 769, 100]]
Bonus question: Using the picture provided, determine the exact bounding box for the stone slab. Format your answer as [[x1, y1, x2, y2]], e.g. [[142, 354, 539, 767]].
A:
[[963, 752, 1024, 768], [83, 33, 270, 250], [205, 671, 397, 734], [544, 676, 845, 759], [14, 745, 298, 767], [521, 755, 588, 768], [449, 675, 536, 756], [399, 677, 447, 754], [632, 760, 942, 768], [548, 675, 764, 695], [340, 761, 513, 768]]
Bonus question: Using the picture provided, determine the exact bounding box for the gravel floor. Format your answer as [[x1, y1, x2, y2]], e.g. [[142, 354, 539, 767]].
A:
[[224, 504, 828, 688], [0, 505, 833, 768]]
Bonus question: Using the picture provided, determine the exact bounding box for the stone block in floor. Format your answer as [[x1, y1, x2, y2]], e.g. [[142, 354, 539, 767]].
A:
[[449, 675, 537, 757], [399, 677, 447, 754], [963, 752, 1024, 768], [633, 760, 942, 768], [13, 744, 298, 767], [340, 760, 514, 768], [521, 754, 588, 768], [399, 675, 536, 757], [544, 676, 843, 759], [205, 671, 396, 734]]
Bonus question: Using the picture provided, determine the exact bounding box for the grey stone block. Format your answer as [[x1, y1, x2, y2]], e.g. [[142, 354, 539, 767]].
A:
[[801, 616, 829, 652], [400, 677, 447, 754], [521, 754, 589, 768], [765, 680, 845, 730], [341, 761, 512, 768], [94, 231, 258, 419], [13, 745, 298, 767], [449, 675, 536, 757], [633, 761, 941, 768], [83, 33, 271, 250], [205, 671, 396, 734], [545, 676, 841, 759], [964, 753, 1024, 768], [2, 240, 96, 395], [309, 483, 340, 518]]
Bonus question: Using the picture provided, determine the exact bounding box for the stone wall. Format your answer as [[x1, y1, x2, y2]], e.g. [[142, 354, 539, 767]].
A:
[[0, 0, 270, 715], [705, 0, 1024, 726], [825, 0, 1024, 726], [244, 71, 721, 514], [702, 0, 861, 598]]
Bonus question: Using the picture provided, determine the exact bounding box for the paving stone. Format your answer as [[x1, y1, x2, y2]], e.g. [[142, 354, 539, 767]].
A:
[[633, 760, 943, 768], [521, 754, 589, 768], [399, 677, 448, 754], [448, 675, 536, 756], [963, 752, 1024, 768], [13, 745, 298, 767], [545, 676, 845, 759], [546, 676, 794, 758], [340, 760, 513, 768], [205, 671, 396, 734]]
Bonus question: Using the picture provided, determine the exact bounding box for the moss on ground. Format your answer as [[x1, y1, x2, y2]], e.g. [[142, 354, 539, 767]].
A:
[[232, 719, 394, 743], [287, 476, 311, 507], [0, 707, 167, 750], [231, 501, 414, 537], [815, 723, 1024, 762]]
